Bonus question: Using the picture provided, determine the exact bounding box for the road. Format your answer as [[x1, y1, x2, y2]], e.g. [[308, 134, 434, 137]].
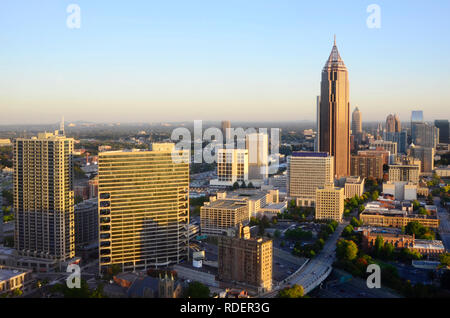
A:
[[435, 197, 450, 250], [263, 222, 346, 297]]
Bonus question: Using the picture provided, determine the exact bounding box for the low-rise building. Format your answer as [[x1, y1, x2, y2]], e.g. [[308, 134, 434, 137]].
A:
[[344, 176, 365, 199], [200, 198, 249, 236], [0, 265, 34, 296], [359, 207, 439, 229]]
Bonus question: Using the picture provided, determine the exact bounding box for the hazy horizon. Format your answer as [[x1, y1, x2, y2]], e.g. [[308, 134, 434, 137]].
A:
[[1, 1, 450, 124]]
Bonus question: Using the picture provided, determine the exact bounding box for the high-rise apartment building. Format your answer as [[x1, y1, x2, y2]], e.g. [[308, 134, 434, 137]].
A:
[[13, 131, 75, 262], [315, 183, 345, 223], [218, 225, 272, 293], [98, 143, 189, 272], [287, 152, 334, 207], [435, 120, 449, 144], [352, 107, 362, 135], [74, 198, 98, 248], [350, 154, 384, 180], [210, 149, 248, 186], [318, 37, 350, 178], [246, 133, 268, 181]]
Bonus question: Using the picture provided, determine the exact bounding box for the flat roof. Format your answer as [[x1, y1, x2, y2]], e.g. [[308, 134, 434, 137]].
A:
[[203, 199, 247, 210], [292, 151, 329, 158], [0, 268, 26, 281]]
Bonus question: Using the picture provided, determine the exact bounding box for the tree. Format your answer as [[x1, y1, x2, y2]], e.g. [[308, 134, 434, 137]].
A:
[[350, 217, 362, 228], [184, 281, 210, 298], [342, 225, 354, 237], [440, 253, 450, 267], [371, 190, 379, 201], [382, 242, 395, 260], [278, 284, 304, 298], [336, 239, 358, 261], [374, 236, 384, 257], [274, 230, 281, 239], [412, 200, 420, 211], [232, 182, 239, 190]]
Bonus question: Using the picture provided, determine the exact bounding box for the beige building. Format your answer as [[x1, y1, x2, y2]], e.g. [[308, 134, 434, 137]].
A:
[[210, 149, 248, 187], [98, 143, 189, 273], [385, 114, 401, 133], [0, 265, 34, 296], [359, 210, 439, 229], [318, 37, 350, 178], [370, 140, 398, 157], [218, 225, 272, 293], [246, 133, 269, 181], [315, 183, 345, 222], [389, 162, 420, 183], [344, 176, 365, 199], [13, 131, 75, 263], [200, 198, 249, 236], [287, 152, 334, 207]]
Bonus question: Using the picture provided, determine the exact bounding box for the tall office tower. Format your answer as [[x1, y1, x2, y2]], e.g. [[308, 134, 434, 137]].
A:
[[221, 120, 232, 144], [13, 131, 75, 262], [218, 225, 273, 293], [411, 111, 424, 123], [315, 183, 345, 223], [287, 152, 334, 207], [411, 122, 439, 148], [210, 149, 248, 186], [409, 145, 435, 174], [386, 114, 401, 133], [384, 131, 408, 154], [246, 133, 268, 181], [350, 154, 384, 180], [98, 143, 189, 272], [351, 106, 362, 134], [318, 37, 350, 178], [434, 120, 449, 144], [315, 96, 320, 151]]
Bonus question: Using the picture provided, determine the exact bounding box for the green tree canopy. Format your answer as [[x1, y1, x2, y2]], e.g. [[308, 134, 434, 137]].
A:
[[278, 284, 304, 298], [184, 281, 210, 298]]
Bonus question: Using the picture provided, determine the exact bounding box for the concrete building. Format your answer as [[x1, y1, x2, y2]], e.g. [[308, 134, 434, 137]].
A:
[[217, 188, 279, 218], [318, 37, 350, 178], [246, 133, 269, 182], [287, 152, 334, 207], [98, 143, 189, 273], [210, 149, 248, 187], [200, 198, 249, 236], [13, 131, 75, 264], [382, 181, 417, 201], [435, 166, 450, 177], [409, 145, 435, 174], [358, 148, 390, 165], [218, 225, 272, 294], [350, 154, 384, 180], [435, 120, 449, 144], [344, 176, 365, 199], [315, 183, 345, 223], [74, 198, 98, 248]]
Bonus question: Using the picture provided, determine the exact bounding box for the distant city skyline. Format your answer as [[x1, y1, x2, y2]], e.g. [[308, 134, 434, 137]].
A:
[[1, 0, 450, 124]]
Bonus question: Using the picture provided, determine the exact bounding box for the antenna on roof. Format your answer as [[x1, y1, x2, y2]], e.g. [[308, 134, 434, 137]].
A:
[[334, 34, 336, 46]]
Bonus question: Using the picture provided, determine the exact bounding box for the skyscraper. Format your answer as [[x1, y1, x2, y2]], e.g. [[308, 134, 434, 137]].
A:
[[351, 106, 362, 135], [221, 120, 231, 144], [287, 152, 334, 207], [246, 133, 268, 181], [386, 114, 401, 133], [14, 131, 75, 263], [318, 37, 350, 178], [98, 143, 189, 272], [411, 122, 439, 149], [435, 120, 449, 144]]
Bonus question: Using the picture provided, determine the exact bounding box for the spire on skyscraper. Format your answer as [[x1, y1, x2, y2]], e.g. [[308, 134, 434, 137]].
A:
[[324, 35, 346, 69]]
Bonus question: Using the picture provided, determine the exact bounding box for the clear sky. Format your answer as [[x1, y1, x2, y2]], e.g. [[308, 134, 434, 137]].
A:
[[1, 0, 449, 124]]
